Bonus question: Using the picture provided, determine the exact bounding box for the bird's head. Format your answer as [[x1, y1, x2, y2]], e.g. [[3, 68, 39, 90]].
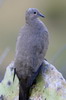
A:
[[25, 8, 45, 23]]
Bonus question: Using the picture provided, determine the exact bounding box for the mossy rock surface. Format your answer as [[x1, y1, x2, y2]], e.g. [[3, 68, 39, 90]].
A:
[[0, 61, 66, 100]]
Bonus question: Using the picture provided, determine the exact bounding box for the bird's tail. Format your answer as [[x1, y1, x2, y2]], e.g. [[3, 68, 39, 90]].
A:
[[19, 80, 30, 100], [19, 62, 43, 100]]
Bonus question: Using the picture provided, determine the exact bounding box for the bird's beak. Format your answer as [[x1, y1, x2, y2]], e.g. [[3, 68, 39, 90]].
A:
[[38, 12, 45, 18]]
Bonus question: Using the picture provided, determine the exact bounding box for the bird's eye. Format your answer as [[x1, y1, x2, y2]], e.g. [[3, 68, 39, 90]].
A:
[[34, 12, 37, 14]]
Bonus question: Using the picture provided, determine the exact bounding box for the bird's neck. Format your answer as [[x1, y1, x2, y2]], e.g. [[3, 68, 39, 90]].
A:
[[26, 18, 44, 29]]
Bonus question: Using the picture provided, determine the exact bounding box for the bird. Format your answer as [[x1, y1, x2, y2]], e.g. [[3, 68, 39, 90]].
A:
[[14, 8, 49, 100]]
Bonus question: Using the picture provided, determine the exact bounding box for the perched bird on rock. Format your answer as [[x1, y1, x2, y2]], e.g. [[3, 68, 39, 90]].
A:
[[14, 8, 49, 100]]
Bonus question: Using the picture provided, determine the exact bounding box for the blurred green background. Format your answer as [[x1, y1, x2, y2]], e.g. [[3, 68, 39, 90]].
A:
[[0, 0, 66, 81]]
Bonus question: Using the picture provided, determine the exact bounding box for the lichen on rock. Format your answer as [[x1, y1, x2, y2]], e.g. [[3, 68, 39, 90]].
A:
[[0, 60, 66, 100], [30, 60, 66, 100]]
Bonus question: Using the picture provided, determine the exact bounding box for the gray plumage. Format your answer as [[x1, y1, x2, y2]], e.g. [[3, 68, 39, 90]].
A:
[[14, 8, 49, 100]]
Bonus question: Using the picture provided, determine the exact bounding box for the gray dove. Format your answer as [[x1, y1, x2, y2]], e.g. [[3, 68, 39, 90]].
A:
[[14, 8, 49, 100]]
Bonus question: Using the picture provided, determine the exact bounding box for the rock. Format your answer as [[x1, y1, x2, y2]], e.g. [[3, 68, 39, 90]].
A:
[[0, 60, 66, 100], [0, 62, 19, 100]]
